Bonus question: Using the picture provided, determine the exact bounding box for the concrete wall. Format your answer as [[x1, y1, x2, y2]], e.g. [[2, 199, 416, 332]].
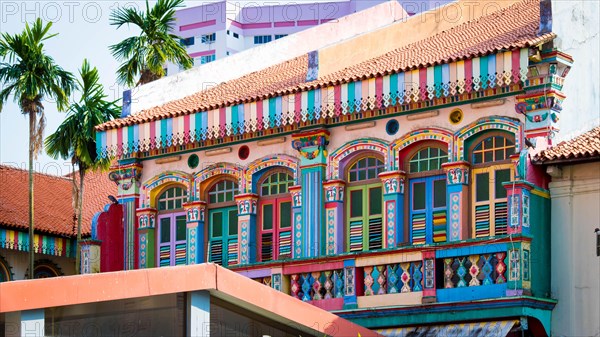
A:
[[551, 0, 600, 141], [549, 161, 600, 337]]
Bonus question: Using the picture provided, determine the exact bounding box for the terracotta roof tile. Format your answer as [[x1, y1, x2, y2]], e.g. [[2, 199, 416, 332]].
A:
[[97, 0, 551, 131], [0, 166, 116, 237], [534, 126, 600, 163]]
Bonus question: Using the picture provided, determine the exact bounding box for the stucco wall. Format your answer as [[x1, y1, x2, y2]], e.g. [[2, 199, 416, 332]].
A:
[[0, 249, 75, 281], [551, 0, 600, 141], [549, 161, 600, 337]]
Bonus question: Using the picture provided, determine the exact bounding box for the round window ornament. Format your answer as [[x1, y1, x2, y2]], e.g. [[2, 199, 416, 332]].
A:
[[238, 145, 250, 160], [449, 109, 463, 125], [187, 154, 199, 169], [386, 119, 400, 135]]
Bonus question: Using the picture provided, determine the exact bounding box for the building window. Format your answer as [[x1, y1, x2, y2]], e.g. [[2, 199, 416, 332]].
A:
[[180, 36, 194, 46], [157, 186, 188, 267], [254, 35, 272, 44], [197, 54, 216, 64], [258, 170, 293, 262], [274, 34, 287, 40], [207, 180, 239, 266], [226, 30, 230, 35], [407, 146, 448, 244], [233, 32, 239, 39], [201, 33, 216, 44], [0, 255, 12, 282], [470, 134, 515, 237], [346, 156, 385, 252]]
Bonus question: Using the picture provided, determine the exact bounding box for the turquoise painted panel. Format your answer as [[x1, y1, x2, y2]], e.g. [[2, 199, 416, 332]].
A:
[[437, 283, 506, 302], [436, 243, 507, 258]]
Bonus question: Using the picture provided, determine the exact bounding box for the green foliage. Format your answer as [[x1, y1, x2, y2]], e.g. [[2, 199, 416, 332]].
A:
[[45, 59, 120, 171], [110, 0, 193, 86], [0, 18, 75, 156]]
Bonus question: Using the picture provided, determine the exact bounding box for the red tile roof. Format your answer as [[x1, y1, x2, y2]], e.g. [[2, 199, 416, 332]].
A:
[[97, 0, 553, 131], [534, 126, 600, 164], [0, 166, 116, 237]]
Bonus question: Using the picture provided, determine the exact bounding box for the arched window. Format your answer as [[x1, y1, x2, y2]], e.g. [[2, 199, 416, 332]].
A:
[[470, 134, 515, 237], [157, 186, 188, 267], [258, 170, 293, 262], [346, 156, 385, 252], [406, 146, 448, 245], [207, 180, 239, 266], [0, 255, 12, 282], [25, 259, 63, 279]]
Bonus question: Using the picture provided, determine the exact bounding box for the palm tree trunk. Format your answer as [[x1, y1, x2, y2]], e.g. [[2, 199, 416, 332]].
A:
[[28, 111, 35, 279], [75, 168, 85, 274]]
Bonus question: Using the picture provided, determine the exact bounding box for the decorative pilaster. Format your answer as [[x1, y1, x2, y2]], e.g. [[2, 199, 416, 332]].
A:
[[422, 250, 436, 303], [184, 201, 206, 265], [235, 193, 258, 265], [109, 162, 143, 270], [343, 259, 362, 309], [289, 185, 303, 258], [323, 180, 345, 255], [442, 161, 470, 241], [504, 181, 533, 236], [80, 239, 101, 274], [518, 50, 573, 146], [136, 207, 157, 269], [378, 171, 406, 247], [292, 128, 329, 257]]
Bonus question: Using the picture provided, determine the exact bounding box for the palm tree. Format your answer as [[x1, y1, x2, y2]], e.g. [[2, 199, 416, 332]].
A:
[[46, 60, 120, 274], [110, 0, 193, 86], [0, 19, 75, 279]]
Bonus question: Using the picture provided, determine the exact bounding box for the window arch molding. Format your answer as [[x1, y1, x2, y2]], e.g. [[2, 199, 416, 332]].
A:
[[455, 117, 521, 162], [25, 259, 63, 279], [195, 162, 244, 198], [390, 127, 453, 171], [141, 171, 191, 209], [400, 140, 450, 177], [0, 254, 13, 282], [245, 154, 299, 194], [328, 138, 389, 180]]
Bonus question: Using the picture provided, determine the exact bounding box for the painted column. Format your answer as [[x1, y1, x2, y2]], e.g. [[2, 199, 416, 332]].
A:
[[184, 201, 206, 264], [323, 180, 345, 255], [343, 259, 363, 310], [289, 185, 303, 258], [517, 50, 572, 147], [505, 181, 533, 236], [378, 171, 406, 247], [5, 309, 45, 337], [235, 193, 258, 265], [291, 129, 330, 257], [422, 250, 436, 303], [80, 239, 101, 274], [442, 161, 470, 241], [187, 291, 210, 337], [136, 208, 157, 269], [109, 162, 143, 270]]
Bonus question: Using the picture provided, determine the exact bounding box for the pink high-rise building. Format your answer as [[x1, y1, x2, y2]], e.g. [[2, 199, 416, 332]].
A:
[[168, 0, 443, 74]]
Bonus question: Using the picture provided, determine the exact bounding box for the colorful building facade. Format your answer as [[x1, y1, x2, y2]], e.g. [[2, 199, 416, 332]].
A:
[[94, 0, 574, 335]]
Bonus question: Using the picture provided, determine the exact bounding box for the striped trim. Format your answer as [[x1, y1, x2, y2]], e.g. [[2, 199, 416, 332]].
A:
[[97, 50, 529, 158]]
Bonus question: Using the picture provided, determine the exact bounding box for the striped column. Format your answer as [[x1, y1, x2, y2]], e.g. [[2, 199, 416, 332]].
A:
[[442, 161, 470, 241], [136, 208, 157, 269], [323, 180, 345, 255], [235, 193, 259, 265], [378, 171, 406, 247], [109, 162, 143, 270], [183, 201, 206, 265]]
